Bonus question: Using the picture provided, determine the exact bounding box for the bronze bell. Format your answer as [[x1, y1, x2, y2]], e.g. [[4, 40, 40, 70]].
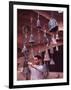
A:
[[48, 18, 58, 32]]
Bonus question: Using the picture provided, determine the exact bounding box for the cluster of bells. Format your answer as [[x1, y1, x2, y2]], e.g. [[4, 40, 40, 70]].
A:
[[22, 12, 59, 65]]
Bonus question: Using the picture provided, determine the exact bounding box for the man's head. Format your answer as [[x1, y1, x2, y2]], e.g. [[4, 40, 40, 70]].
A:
[[33, 55, 42, 65]]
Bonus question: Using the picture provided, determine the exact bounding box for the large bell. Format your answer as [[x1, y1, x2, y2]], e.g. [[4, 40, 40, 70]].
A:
[[48, 18, 58, 32]]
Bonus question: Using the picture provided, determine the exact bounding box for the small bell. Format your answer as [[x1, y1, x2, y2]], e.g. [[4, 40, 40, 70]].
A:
[[22, 44, 27, 53], [22, 45, 29, 61], [50, 58, 55, 65], [48, 18, 58, 32], [29, 34, 35, 44], [36, 13, 41, 28], [56, 34, 59, 40], [44, 49, 50, 61], [51, 35, 57, 44]]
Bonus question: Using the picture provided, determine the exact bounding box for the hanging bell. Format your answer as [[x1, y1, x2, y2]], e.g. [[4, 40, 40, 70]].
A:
[[50, 58, 55, 65], [56, 34, 59, 40], [22, 44, 27, 52], [48, 18, 58, 32], [30, 48, 34, 58], [29, 34, 35, 44], [51, 35, 57, 45], [44, 49, 50, 61], [56, 46, 59, 51], [37, 18, 41, 28]]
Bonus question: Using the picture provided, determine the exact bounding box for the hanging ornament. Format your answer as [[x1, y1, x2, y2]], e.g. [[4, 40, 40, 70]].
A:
[[29, 17, 35, 45], [51, 35, 57, 45], [29, 48, 34, 58], [56, 46, 59, 51], [36, 12, 41, 28], [50, 58, 55, 65], [29, 17, 35, 59], [43, 32, 48, 44], [56, 34, 59, 40], [22, 44, 29, 61], [44, 49, 50, 62], [48, 18, 58, 32]]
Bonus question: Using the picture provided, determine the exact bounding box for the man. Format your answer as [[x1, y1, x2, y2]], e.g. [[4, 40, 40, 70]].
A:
[[28, 55, 47, 80]]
